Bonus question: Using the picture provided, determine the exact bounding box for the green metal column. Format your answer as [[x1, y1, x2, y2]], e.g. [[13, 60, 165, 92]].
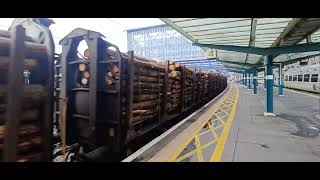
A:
[[264, 69, 266, 90], [264, 55, 275, 116], [242, 73, 245, 85], [278, 63, 283, 96], [248, 73, 251, 89], [244, 73, 247, 86], [253, 67, 257, 94]]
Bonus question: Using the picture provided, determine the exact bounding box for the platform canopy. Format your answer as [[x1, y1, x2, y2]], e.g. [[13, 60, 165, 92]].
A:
[[160, 18, 320, 71]]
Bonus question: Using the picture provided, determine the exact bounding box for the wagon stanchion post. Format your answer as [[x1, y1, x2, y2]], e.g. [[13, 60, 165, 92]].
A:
[[161, 60, 169, 123], [3, 25, 25, 162], [181, 65, 185, 112]]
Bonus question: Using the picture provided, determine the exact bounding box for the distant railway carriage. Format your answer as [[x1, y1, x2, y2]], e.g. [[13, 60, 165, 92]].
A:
[[257, 62, 319, 94], [274, 64, 320, 93]]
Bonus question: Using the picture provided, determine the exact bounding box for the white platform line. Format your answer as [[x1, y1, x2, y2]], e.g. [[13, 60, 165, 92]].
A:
[[121, 84, 231, 162], [282, 88, 319, 99]]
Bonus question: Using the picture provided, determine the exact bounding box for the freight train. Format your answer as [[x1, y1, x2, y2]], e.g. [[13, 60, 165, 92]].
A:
[[52, 28, 228, 161], [0, 18, 228, 162]]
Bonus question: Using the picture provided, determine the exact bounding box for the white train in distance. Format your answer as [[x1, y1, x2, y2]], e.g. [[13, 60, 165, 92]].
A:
[[274, 64, 320, 94], [256, 56, 320, 94]]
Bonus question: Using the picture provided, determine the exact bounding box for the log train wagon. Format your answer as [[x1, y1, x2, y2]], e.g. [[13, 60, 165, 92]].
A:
[[54, 28, 227, 161], [0, 26, 53, 162]]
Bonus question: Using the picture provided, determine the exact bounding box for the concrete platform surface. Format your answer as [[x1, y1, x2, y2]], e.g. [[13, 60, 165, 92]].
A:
[[222, 84, 320, 162]]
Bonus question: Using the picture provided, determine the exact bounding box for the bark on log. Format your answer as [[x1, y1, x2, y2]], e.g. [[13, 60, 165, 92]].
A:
[[132, 59, 165, 72], [105, 76, 113, 85], [0, 56, 38, 69], [133, 82, 163, 89], [132, 100, 159, 110], [16, 136, 42, 154], [17, 152, 42, 162], [133, 88, 163, 94], [170, 94, 181, 99], [0, 109, 39, 125], [0, 36, 48, 59], [0, 85, 46, 101], [133, 76, 164, 83], [83, 71, 90, 79], [131, 114, 157, 124], [133, 94, 160, 102], [134, 68, 165, 78], [171, 84, 181, 89], [132, 109, 157, 115], [112, 64, 119, 73]]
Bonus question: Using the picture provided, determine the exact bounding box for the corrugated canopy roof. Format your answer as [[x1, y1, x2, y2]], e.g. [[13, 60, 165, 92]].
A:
[[160, 18, 320, 71]]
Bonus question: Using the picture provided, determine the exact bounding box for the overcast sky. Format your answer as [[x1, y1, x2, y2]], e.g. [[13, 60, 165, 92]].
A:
[[0, 18, 164, 53]]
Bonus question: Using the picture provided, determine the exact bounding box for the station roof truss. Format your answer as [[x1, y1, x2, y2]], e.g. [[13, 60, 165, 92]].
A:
[[160, 18, 320, 72]]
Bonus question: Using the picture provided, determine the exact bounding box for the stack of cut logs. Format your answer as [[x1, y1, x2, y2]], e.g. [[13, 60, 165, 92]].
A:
[[208, 73, 214, 97], [195, 71, 202, 102], [167, 62, 182, 114], [0, 85, 45, 162], [184, 67, 194, 108], [105, 63, 120, 86], [77, 62, 90, 88], [84, 48, 227, 126], [0, 31, 50, 162], [202, 72, 209, 98], [121, 53, 164, 124]]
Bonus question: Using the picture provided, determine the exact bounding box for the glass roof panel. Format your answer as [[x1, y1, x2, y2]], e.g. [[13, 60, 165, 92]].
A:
[[246, 54, 262, 64], [175, 18, 251, 28], [274, 51, 320, 63], [257, 18, 292, 25], [198, 38, 249, 44], [220, 62, 252, 70], [170, 18, 201, 23], [181, 19, 252, 32], [218, 50, 247, 63], [205, 42, 249, 46], [193, 31, 251, 40], [195, 35, 249, 42], [254, 18, 292, 48], [311, 29, 320, 42], [188, 25, 252, 36]]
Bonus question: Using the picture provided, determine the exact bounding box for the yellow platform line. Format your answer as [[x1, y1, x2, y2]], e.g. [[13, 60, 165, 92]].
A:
[[215, 114, 226, 125], [168, 86, 233, 161], [175, 138, 218, 162], [209, 127, 219, 140], [195, 135, 204, 162], [199, 121, 217, 136], [174, 86, 238, 162], [210, 86, 239, 162], [176, 124, 220, 162]]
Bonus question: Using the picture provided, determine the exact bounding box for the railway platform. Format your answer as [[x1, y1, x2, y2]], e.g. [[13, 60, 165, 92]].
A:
[[123, 83, 320, 162], [222, 84, 320, 162]]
